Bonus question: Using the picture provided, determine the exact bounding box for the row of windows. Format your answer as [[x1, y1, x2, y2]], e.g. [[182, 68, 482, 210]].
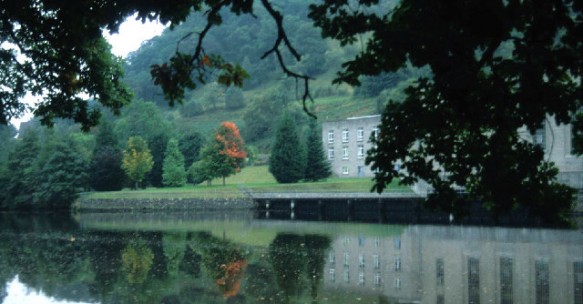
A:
[[327, 127, 378, 144], [330, 252, 401, 271], [328, 145, 365, 160], [340, 236, 401, 249], [328, 269, 399, 288]]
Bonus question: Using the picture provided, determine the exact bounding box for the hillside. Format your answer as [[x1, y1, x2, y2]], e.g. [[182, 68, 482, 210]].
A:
[[120, 0, 414, 151]]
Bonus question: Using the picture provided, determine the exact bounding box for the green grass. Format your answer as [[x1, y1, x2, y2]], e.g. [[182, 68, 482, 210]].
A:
[[83, 165, 411, 200]]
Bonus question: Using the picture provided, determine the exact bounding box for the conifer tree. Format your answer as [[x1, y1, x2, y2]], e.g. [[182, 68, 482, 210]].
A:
[[304, 119, 331, 181], [162, 138, 187, 187], [269, 112, 306, 183], [90, 118, 125, 191]]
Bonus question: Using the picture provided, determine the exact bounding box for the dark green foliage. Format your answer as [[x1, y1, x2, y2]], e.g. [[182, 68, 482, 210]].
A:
[[304, 119, 331, 181], [179, 99, 205, 117], [162, 139, 187, 187], [90, 146, 125, 191], [309, 0, 582, 219], [178, 131, 206, 169], [269, 112, 306, 183], [90, 119, 125, 191], [188, 160, 214, 185], [0, 124, 17, 163], [146, 134, 168, 187], [5, 129, 41, 209], [34, 139, 89, 209]]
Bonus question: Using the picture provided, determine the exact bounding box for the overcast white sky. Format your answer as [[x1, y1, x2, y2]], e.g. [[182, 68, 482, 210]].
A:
[[9, 16, 166, 129]]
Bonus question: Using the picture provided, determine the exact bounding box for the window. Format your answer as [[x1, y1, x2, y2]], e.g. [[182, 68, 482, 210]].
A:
[[357, 127, 364, 141], [342, 145, 349, 159], [437, 295, 445, 304], [344, 252, 350, 267], [342, 129, 349, 142], [436, 258, 444, 286], [500, 257, 513, 304], [359, 272, 365, 286], [329, 268, 336, 282], [394, 257, 401, 272], [359, 235, 365, 246], [344, 270, 350, 283], [375, 237, 380, 247], [328, 130, 335, 143], [359, 254, 365, 268], [394, 237, 401, 249], [394, 278, 401, 289], [533, 126, 545, 150], [535, 261, 549, 304], [357, 145, 365, 159], [374, 255, 380, 269], [329, 252, 335, 265], [468, 257, 480, 304], [342, 166, 349, 175], [328, 148, 334, 160], [372, 127, 379, 140], [575, 262, 583, 304], [374, 273, 382, 287]]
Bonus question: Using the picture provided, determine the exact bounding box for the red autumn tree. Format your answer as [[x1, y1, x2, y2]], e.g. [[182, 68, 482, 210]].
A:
[[198, 122, 246, 186]]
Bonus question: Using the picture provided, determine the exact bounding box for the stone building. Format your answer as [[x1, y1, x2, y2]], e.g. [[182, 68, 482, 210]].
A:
[[321, 115, 381, 178], [323, 225, 583, 303]]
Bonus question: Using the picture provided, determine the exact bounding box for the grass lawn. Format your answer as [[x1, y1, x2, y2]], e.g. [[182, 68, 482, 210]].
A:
[[83, 165, 411, 200]]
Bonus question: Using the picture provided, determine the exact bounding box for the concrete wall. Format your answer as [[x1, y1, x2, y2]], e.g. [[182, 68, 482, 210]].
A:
[[322, 115, 381, 178]]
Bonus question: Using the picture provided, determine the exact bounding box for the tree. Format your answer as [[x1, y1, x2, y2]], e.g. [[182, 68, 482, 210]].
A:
[[34, 139, 89, 209], [90, 119, 125, 191], [162, 138, 187, 187], [308, 0, 582, 221], [122, 136, 154, 189], [198, 122, 247, 186], [304, 119, 331, 182], [270, 112, 306, 184], [4, 129, 41, 209]]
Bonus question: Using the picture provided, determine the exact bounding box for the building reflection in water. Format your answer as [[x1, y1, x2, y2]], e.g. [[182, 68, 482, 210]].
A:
[[323, 225, 583, 304]]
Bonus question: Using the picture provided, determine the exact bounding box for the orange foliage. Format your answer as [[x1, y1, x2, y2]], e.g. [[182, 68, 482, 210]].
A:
[[216, 122, 247, 172], [215, 260, 248, 298]]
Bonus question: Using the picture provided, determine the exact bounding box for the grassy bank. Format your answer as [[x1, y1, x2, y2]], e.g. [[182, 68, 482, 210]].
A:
[[82, 165, 411, 200]]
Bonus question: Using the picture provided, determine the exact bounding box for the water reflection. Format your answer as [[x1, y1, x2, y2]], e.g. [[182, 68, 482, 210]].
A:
[[0, 212, 582, 304]]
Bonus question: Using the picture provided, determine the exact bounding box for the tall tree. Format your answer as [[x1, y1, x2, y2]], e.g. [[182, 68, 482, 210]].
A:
[[122, 136, 154, 189], [270, 112, 306, 184], [304, 119, 331, 182], [162, 138, 187, 187], [199, 122, 247, 186], [90, 119, 125, 191], [4, 129, 41, 209], [34, 139, 89, 209]]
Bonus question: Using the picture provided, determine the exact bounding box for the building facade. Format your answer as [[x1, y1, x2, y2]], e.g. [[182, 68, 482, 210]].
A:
[[519, 116, 583, 189], [322, 115, 381, 178]]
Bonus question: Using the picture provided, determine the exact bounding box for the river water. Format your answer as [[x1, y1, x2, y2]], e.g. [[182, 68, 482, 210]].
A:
[[0, 211, 582, 304]]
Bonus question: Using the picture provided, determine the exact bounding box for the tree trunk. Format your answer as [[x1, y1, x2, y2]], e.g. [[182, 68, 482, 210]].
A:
[[222, 176, 226, 186]]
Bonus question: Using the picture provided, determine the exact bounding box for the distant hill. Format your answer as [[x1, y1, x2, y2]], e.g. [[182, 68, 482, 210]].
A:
[[120, 0, 420, 151]]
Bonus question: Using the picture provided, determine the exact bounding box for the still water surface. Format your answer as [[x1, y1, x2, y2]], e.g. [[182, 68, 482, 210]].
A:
[[0, 211, 582, 304]]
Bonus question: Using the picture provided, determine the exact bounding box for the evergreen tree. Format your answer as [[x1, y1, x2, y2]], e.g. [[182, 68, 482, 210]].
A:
[[90, 146, 125, 191], [122, 136, 154, 189], [34, 139, 89, 209], [304, 119, 331, 181], [162, 138, 187, 187], [90, 119, 125, 191], [5, 129, 41, 209], [269, 112, 306, 183]]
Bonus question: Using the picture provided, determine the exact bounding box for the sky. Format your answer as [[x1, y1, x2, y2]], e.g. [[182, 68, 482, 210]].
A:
[[9, 16, 166, 129]]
